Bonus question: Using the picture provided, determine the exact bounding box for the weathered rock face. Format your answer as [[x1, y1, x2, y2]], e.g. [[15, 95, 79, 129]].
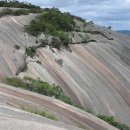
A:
[[0, 102, 82, 130], [0, 14, 37, 78], [0, 105, 79, 130], [0, 83, 119, 130], [22, 41, 130, 125], [0, 13, 130, 127]]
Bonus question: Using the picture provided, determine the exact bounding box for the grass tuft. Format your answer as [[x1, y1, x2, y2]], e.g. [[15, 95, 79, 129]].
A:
[[22, 107, 57, 121]]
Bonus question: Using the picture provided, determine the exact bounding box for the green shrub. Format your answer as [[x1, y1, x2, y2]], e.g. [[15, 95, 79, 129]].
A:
[[75, 29, 81, 32], [13, 9, 29, 16], [4, 77, 74, 105], [14, 44, 20, 50], [81, 35, 90, 43], [73, 15, 86, 23], [50, 37, 61, 50], [97, 115, 130, 130], [0, 1, 40, 9], [29, 8, 42, 14], [0, 8, 30, 17], [4, 77, 27, 89], [4, 77, 92, 112], [82, 30, 88, 33], [26, 8, 75, 37], [25, 47, 36, 58], [25, 20, 43, 36], [59, 32, 71, 46], [55, 59, 63, 66], [0, 8, 13, 17], [36, 60, 41, 64]]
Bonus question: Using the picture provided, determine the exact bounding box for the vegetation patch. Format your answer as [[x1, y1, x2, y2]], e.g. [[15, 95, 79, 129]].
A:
[[4, 77, 75, 105], [0, 8, 41, 17], [25, 39, 48, 58], [4, 77, 130, 129], [25, 47, 36, 58], [26, 8, 75, 37], [97, 115, 130, 130], [12, 9, 29, 16], [4, 77, 91, 112], [26, 8, 75, 36], [25, 8, 90, 49], [25, 8, 77, 49], [72, 15, 86, 23], [78, 123, 86, 129], [55, 59, 63, 66], [0, 1, 40, 9], [14, 44, 20, 50], [0, 8, 28, 17], [36, 60, 42, 64], [0, 1, 42, 17], [3, 77, 93, 117], [22, 107, 57, 121]]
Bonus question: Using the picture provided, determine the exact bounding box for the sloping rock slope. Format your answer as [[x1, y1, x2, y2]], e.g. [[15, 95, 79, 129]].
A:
[[0, 83, 118, 130], [0, 14, 130, 126]]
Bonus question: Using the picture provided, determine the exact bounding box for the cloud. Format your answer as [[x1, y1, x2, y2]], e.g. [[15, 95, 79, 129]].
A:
[[21, 0, 130, 30]]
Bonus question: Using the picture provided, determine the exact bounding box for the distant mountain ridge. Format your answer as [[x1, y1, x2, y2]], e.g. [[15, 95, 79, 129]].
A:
[[117, 30, 130, 36]]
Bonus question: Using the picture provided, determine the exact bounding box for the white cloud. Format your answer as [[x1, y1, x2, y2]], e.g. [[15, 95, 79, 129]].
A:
[[126, 0, 130, 3], [21, 0, 130, 30]]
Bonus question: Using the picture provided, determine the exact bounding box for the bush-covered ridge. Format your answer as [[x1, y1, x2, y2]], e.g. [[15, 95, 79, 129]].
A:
[[0, 8, 41, 17], [0, 8, 29, 17], [0, 0, 40, 9], [25, 8, 75, 36], [25, 8, 88, 49]]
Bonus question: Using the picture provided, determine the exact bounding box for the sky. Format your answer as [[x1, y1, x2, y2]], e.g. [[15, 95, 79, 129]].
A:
[[21, 0, 130, 30]]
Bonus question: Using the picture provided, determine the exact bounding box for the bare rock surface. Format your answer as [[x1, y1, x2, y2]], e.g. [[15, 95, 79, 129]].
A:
[[0, 14, 36, 78], [0, 104, 82, 130], [0, 13, 130, 128], [22, 39, 130, 125], [0, 83, 119, 130]]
